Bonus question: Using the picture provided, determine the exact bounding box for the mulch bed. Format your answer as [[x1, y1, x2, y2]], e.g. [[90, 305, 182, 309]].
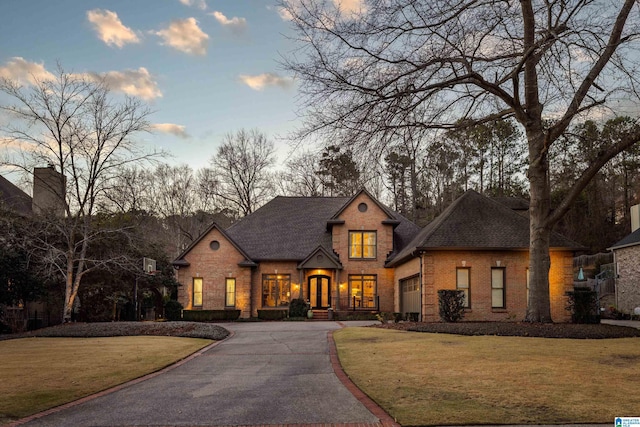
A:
[[375, 321, 640, 339], [4, 321, 639, 340], [0, 321, 230, 341]]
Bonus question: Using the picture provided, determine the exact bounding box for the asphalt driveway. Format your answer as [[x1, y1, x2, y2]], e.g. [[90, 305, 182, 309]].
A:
[[18, 321, 383, 427]]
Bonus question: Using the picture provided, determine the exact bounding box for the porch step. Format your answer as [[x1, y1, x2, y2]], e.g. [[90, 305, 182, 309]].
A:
[[311, 310, 329, 320]]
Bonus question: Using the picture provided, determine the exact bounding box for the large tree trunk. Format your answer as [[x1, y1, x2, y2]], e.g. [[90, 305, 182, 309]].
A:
[[63, 254, 75, 322], [526, 131, 553, 323]]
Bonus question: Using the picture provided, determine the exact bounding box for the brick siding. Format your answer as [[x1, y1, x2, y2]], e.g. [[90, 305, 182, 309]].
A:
[[331, 193, 396, 312], [394, 250, 573, 322], [613, 246, 640, 314], [176, 228, 252, 318]]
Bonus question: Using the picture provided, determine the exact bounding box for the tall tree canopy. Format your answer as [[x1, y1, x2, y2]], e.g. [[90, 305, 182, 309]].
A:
[[0, 67, 158, 322], [281, 0, 640, 322], [209, 128, 275, 216]]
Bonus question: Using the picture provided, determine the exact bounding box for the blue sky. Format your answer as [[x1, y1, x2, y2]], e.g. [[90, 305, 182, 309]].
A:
[[0, 0, 304, 172]]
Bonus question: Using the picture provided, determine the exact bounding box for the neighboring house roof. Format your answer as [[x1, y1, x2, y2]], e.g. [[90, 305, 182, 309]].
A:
[[388, 190, 583, 267], [608, 228, 640, 251], [173, 192, 421, 266], [0, 175, 32, 215]]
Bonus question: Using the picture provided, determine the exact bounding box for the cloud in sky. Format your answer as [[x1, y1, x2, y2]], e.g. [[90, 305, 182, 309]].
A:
[[87, 9, 140, 48], [88, 67, 162, 100], [0, 58, 159, 100], [152, 123, 190, 138], [154, 18, 209, 56], [239, 73, 294, 91], [0, 57, 55, 85], [210, 11, 247, 33], [334, 0, 366, 14], [276, 0, 365, 20], [179, 0, 207, 10]]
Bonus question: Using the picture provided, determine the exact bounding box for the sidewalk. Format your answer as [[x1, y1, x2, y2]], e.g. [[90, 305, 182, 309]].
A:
[[601, 319, 640, 329]]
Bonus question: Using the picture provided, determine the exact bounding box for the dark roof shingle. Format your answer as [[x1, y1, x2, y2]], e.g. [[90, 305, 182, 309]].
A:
[[225, 196, 348, 261], [0, 175, 32, 215], [609, 227, 640, 250], [388, 190, 582, 266]]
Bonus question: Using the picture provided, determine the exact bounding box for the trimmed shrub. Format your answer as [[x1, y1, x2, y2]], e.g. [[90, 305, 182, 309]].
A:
[[393, 312, 403, 323], [438, 290, 466, 322], [566, 288, 600, 324], [339, 312, 379, 321], [164, 300, 183, 321], [289, 298, 308, 318], [257, 309, 288, 320], [405, 312, 419, 322], [182, 310, 241, 322]]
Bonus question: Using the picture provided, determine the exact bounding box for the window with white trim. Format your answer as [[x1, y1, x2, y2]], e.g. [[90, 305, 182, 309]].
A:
[[491, 267, 506, 308], [225, 278, 236, 307], [193, 277, 203, 307], [456, 268, 470, 308]]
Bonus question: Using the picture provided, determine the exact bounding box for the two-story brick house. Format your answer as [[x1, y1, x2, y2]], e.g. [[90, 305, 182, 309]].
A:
[[173, 189, 581, 322], [172, 190, 419, 318]]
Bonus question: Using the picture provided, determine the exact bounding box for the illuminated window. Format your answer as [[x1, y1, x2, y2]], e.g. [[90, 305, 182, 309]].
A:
[[349, 231, 376, 259], [193, 278, 203, 307], [349, 275, 377, 308], [491, 267, 506, 308], [456, 268, 470, 308], [262, 274, 291, 307], [225, 278, 236, 307]]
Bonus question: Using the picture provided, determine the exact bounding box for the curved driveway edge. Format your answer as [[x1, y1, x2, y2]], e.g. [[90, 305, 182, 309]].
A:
[[8, 333, 233, 427], [327, 329, 400, 427], [11, 321, 383, 427]]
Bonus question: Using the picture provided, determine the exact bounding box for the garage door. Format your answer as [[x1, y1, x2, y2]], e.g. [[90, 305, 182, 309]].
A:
[[400, 275, 420, 315]]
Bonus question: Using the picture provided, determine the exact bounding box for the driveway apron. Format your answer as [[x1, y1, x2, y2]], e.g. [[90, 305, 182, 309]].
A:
[[18, 322, 381, 427]]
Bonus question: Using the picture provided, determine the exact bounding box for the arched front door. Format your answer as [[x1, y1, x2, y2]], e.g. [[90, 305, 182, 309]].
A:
[[308, 275, 331, 309]]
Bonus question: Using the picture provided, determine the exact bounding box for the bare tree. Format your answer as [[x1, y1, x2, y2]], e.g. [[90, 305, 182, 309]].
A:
[[282, 0, 640, 322], [276, 150, 324, 196], [101, 166, 152, 213], [210, 129, 275, 216], [0, 67, 158, 322]]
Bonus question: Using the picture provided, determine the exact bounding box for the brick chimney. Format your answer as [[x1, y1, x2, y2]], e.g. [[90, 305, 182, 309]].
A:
[[32, 165, 66, 216]]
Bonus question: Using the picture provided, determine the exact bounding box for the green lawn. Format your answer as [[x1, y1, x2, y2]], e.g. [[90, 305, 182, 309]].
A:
[[334, 327, 640, 426], [0, 336, 211, 425]]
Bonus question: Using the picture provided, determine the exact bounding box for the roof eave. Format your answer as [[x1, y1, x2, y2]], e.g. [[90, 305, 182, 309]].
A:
[[326, 219, 345, 230], [172, 259, 190, 268], [608, 241, 640, 251], [238, 260, 258, 267]]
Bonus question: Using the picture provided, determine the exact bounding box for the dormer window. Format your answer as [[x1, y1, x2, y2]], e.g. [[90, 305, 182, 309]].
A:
[[349, 231, 377, 259]]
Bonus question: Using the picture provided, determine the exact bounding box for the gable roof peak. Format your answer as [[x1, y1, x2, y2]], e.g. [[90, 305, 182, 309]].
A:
[[330, 188, 395, 220], [172, 222, 256, 268]]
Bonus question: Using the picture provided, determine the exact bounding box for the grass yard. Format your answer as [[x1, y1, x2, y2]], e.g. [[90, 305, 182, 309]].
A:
[[334, 327, 640, 426], [0, 336, 211, 425]]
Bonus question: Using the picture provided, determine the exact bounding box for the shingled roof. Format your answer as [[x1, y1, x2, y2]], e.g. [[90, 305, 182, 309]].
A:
[[387, 190, 583, 267], [225, 196, 345, 261], [0, 175, 32, 215], [608, 228, 640, 251], [224, 194, 419, 261], [173, 192, 421, 266]]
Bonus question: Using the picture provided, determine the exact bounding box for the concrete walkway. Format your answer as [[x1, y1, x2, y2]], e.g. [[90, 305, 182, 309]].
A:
[[601, 318, 640, 329], [15, 321, 388, 427]]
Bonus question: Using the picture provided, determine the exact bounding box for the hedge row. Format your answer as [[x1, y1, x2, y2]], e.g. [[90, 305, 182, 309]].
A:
[[182, 309, 241, 322], [257, 309, 288, 320]]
